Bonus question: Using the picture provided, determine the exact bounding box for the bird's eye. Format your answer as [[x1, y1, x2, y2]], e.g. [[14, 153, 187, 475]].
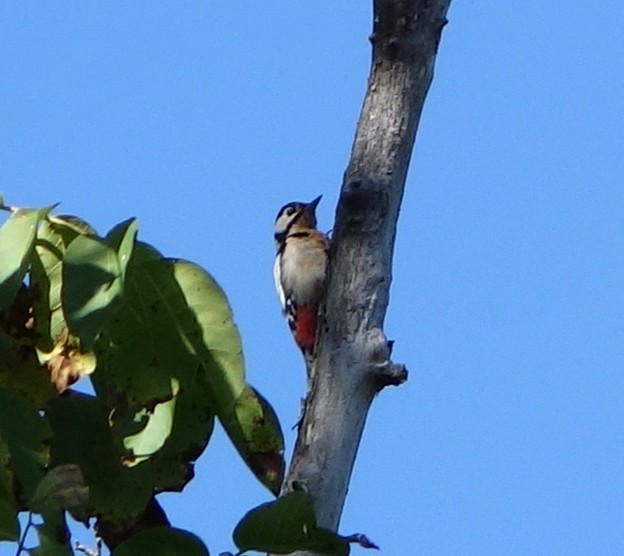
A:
[[286, 207, 296, 216]]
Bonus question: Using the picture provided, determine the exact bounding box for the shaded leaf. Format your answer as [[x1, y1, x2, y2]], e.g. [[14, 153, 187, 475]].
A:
[[92, 250, 194, 407], [31, 464, 89, 524], [0, 387, 51, 502], [113, 526, 209, 556], [47, 393, 151, 521], [33, 510, 72, 556], [0, 442, 19, 541], [0, 208, 40, 311], [233, 491, 349, 556], [62, 234, 123, 346], [0, 330, 56, 408], [93, 249, 216, 493]]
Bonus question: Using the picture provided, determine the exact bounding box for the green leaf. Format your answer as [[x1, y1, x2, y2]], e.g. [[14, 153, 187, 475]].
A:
[[31, 464, 89, 524], [32, 217, 86, 353], [233, 387, 284, 495], [125, 374, 215, 493], [92, 250, 195, 407], [48, 214, 97, 237], [93, 249, 216, 493], [94, 254, 282, 493], [105, 218, 139, 283], [62, 234, 123, 345], [0, 440, 19, 541], [0, 330, 57, 408], [33, 510, 72, 556], [113, 526, 209, 556], [233, 491, 349, 556], [171, 260, 285, 492], [171, 261, 246, 400], [0, 387, 51, 503], [122, 378, 179, 466], [0, 208, 40, 311], [47, 392, 152, 521]]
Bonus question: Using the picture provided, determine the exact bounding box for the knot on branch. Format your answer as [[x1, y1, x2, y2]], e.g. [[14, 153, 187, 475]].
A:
[[364, 328, 408, 391], [374, 361, 408, 391], [338, 176, 387, 231], [370, 1, 451, 62]]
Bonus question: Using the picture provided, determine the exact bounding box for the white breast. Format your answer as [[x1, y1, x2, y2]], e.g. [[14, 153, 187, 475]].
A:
[[277, 237, 326, 307]]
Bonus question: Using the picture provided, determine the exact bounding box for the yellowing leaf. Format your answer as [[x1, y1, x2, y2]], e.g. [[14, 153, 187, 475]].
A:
[[37, 328, 96, 393]]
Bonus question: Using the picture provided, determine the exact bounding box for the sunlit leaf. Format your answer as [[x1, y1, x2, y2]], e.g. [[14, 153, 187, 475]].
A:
[[171, 260, 285, 492], [32, 217, 87, 353], [48, 214, 97, 237], [0, 208, 43, 311], [114, 526, 210, 556], [127, 374, 215, 494], [233, 491, 349, 556], [105, 218, 139, 283], [122, 378, 179, 466]]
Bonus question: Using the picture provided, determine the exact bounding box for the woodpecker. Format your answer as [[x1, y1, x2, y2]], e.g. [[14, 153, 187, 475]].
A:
[[274, 195, 329, 357]]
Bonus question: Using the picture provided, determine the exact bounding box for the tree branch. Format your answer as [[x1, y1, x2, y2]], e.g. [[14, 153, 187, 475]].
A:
[[281, 0, 451, 549]]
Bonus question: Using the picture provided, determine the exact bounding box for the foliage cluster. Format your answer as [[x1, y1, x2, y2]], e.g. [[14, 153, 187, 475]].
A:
[[0, 202, 354, 555]]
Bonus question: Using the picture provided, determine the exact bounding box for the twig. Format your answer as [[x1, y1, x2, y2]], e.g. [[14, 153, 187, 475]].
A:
[[14, 512, 33, 556]]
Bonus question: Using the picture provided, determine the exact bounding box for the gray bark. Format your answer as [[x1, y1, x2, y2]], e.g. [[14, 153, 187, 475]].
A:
[[281, 0, 452, 552]]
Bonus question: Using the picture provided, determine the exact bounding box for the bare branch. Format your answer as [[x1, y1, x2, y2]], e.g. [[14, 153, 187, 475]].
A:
[[280, 0, 452, 552]]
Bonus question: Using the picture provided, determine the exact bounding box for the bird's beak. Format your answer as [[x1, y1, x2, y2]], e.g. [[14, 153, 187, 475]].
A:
[[306, 195, 322, 213]]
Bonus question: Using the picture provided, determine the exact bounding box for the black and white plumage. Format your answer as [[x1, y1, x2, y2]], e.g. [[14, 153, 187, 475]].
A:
[[273, 195, 328, 355]]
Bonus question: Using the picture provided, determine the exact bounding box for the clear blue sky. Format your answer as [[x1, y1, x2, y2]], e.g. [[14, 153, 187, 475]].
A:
[[1, 2, 623, 555]]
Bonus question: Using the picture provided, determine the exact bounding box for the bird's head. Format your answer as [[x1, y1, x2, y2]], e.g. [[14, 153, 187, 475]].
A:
[[274, 195, 322, 246]]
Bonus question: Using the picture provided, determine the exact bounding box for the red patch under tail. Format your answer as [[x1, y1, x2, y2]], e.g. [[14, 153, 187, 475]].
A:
[[294, 305, 317, 354]]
